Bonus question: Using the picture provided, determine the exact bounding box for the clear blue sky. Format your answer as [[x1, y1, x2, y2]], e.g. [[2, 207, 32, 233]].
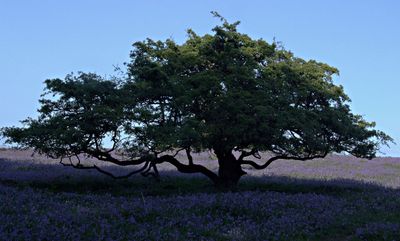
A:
[[1, 0, 399, 156]]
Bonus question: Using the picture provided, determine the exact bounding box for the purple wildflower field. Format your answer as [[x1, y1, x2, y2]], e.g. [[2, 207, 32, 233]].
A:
[[1, 149, 400, 240]]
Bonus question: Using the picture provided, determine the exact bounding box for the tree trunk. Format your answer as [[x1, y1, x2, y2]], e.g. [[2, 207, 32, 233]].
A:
[[214, 149, 246, 187]]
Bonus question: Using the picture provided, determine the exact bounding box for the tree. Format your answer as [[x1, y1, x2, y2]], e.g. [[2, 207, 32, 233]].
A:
[[1, 13, 392, 187]]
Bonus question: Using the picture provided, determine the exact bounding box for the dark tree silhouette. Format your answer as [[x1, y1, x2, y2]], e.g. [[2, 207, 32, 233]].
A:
[[1, 13, 392, 187]]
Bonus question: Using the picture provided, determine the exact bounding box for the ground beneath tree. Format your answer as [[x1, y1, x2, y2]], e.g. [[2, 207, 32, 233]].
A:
[[1, 148, 400, 240]]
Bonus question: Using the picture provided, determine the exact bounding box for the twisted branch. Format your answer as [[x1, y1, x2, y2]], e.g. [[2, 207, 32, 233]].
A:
[[240, 151, 328, 170]]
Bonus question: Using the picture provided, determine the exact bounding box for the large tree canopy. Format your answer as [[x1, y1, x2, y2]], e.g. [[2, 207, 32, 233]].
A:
[[1, 14, 392, 186]]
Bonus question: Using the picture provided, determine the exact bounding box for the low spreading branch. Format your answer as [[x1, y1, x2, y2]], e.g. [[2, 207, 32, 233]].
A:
[[85, 148, 146, 166], [59, 155, 152, 179], [240, 151, 329, 170], [59, 151, 219, 183], [156, 155, 219, 184]]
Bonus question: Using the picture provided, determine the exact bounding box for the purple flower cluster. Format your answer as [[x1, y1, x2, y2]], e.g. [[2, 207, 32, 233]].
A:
[[0, 184, 350, 240], [355, 222, 400, 241], [1, 149, 400, 240]]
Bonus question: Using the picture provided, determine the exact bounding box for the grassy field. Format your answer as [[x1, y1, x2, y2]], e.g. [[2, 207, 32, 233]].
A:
[[1, 149, 400, 240]]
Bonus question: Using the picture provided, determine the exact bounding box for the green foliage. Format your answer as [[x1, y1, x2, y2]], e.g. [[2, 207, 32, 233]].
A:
[[1, 13, 392, 177], [2, 73, 126, 158], [124, 15, 391, 158]]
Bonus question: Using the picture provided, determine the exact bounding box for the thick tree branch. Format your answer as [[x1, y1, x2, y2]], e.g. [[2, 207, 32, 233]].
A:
[[240, 151, 328, 170], [94, 163, 150, 179], [85, 148, 146, 166], [156, 155, 219, 184], [60, 151, 219, 183], [60, 156, 151, 179]]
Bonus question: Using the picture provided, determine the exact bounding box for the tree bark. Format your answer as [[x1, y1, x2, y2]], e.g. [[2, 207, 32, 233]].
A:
[[214, 148, 246, 187]]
